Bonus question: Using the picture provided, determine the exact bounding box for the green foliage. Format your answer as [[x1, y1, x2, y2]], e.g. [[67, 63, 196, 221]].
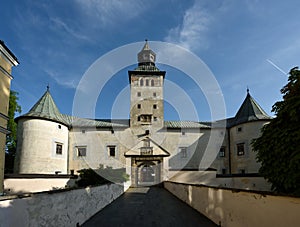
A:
[[252, 67, 300, 196], [5, 90, 21, 173], [76, 165, 129, 187]]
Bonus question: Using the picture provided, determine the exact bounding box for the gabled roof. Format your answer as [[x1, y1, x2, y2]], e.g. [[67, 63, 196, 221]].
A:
[[231, 91, 271, 126], [124, 136, 170, 157]]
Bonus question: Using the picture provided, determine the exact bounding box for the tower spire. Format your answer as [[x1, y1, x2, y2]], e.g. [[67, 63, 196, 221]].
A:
[[138, 40, 156, 65]]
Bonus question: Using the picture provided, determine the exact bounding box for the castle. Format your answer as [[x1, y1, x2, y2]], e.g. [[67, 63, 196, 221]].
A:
[[14, 41, 271, 187]]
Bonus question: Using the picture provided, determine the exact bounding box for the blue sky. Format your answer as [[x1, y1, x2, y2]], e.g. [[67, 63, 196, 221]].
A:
[[1, 0, 299, 121]]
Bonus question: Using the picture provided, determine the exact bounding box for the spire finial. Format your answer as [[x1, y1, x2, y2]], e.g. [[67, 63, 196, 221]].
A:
[[247, 86, 249, 94], [47, 83, 50, 92]]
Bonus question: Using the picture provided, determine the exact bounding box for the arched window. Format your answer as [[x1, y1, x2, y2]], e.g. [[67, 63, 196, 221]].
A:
[[151, 79, 154, 86], [146, 79, 149, 86], [140, 79, 144, 86]]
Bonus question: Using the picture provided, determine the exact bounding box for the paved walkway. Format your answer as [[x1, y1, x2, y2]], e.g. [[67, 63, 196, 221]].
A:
[[82, 186, 217, 227]]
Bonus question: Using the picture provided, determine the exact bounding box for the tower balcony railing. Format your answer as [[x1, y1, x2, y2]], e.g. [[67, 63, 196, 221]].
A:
[[140, 147, 153, 155]]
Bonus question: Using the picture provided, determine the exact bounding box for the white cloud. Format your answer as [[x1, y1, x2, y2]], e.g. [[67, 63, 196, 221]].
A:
[[44, 68, 78, 89], [164, 2, 211, 51], [50, 17, 91, 41], [75, 0, 148, 27]]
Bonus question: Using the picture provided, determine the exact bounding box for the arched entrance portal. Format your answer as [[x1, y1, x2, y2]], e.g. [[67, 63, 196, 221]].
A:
[[128, 157, 164, 187], [140, 163, 155, 184]]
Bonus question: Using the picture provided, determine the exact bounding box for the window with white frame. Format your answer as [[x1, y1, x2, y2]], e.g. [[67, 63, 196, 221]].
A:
[[77, 146, 87, 157], [219, 146, 226, 157], [179, 147, 187, 158], [237, 143, 245, 156], [56, 143, 63, 155], [108, 146, 116, 157]]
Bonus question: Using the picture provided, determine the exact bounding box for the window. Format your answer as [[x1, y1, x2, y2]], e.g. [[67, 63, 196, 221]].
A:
[[179, 147, 187, 158], [56, 143, 63, 155], [222, 168, 226, 174], [153, 117, 157, 121], [58, 125, 61, 129], [151, 79, 154, 86], [237, 127, 242, 132], [137, 92, 141, 97], [237, 143, 245, 156], [146, 79, 149, 86], [181, 131, 186, 136], [108, 146, 116, 157], [77, 147, 87, 156], [153, 104, 157, 109], [137, 104, 141, 109], [219, 146, 226, 157], [239, 169, 246, 174], [82, 130, 86, 134], [140, 114, 152, 123], [153, 92, 157, 97], [137, 116, 141, 121], [140, 79, 144, 86]]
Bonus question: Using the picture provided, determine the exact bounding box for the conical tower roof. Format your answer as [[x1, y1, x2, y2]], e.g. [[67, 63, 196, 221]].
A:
[[233, 90, 271, 125], [17, 87, 67, 125]]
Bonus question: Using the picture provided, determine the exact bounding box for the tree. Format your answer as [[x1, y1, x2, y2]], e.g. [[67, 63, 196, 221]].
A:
[[252, 67, 300, 196], [5, 90, 21, 173]]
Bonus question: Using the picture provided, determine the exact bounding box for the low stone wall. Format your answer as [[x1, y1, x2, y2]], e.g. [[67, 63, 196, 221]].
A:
[[164, 181, 300, 227], [0, 183, 126, 227]]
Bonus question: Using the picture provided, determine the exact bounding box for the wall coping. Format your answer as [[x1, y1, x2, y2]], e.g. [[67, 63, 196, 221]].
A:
[[165, 180, 300, 199]]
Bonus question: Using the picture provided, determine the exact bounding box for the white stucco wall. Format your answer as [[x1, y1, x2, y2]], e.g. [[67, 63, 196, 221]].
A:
[[164, 181, 300, 227], [15, 118, 69, 174], [4, 177, 77, 195], [0, 183, 126, 227]]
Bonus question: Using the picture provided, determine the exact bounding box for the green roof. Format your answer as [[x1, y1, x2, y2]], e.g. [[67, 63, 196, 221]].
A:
[[17, 89, 270, 130], [232, 92, 271, 126], [18, 89, 68, 125], [164, 121, 210, 129]]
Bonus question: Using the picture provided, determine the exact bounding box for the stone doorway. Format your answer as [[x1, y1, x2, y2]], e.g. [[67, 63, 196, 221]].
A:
[[139, 163, 155, 184], [130, 157, 163, 187]]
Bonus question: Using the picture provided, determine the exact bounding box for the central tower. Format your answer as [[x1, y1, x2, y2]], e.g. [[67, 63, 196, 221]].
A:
[[128, 41, 166, 135]]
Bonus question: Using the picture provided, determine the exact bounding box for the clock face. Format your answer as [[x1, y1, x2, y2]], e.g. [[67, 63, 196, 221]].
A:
[[150, 54, 155, 61], [143, 53, 148, 60]]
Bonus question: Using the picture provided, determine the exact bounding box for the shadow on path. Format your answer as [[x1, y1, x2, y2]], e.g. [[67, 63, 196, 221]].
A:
[[82, 186, 217, 227]]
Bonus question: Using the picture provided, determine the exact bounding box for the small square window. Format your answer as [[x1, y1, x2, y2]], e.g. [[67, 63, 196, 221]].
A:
[[137, 92, 141, 97], [237, 127, 242, 132], [153, 104, 157, 109], [108, 146, 116, 157], [77, 147, 87, 156], [181, 131, 186, 136], [137, 104, 141, 109], [219, 147, 225, 157], [153, 92, 157, 97], [56, 143, 63, 155], [179, 147, 187, 158], [237, 143, 245, 156], [153, 117, 157, 121]]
